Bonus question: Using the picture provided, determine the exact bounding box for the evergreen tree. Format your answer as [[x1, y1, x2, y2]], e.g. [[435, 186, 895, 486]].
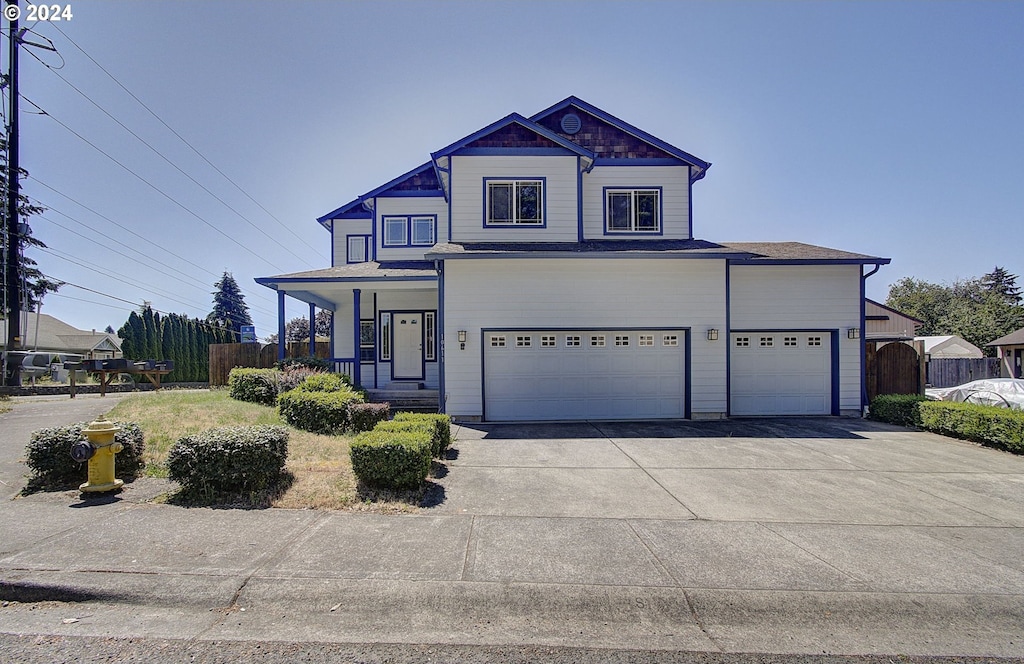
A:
[[117, 312, 141, 360], [161, 319, 177, 381], [104, 325, 115, 335], [981, 266, 1022, 305], [207, 272, 252, 336]]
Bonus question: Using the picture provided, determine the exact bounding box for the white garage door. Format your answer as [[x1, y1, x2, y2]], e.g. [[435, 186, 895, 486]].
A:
[[731, 332, 832, 416], [484, 330, 686, 421]]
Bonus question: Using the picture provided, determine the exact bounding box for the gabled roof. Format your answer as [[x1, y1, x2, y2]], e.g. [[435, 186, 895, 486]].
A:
[[318, 162, 443, 227], [988, 327, 1024, 347], [431, 113, 596, 161], [531, 96, 711, 181], [865, 298, 924, 325], [0, 313, 121, 354]]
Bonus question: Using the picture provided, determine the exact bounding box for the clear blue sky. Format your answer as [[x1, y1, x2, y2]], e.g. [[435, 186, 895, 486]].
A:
[[9, 0, 1023, 337]]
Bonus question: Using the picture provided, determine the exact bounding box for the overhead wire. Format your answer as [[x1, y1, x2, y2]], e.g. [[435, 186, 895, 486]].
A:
[[19, 92, 290, 273], [39, 62, 318, 269], [49, 23, 328, 260]]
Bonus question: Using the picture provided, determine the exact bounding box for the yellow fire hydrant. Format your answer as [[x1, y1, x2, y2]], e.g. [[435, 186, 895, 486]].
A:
[[73, 418, 123, 493]]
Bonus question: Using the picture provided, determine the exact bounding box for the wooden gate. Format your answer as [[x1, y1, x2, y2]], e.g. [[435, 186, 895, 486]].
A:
[[866, 341, 923, 402]]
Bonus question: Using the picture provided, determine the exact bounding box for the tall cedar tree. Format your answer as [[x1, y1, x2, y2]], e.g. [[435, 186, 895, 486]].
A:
[[0, 136, 61, 317], [207, 272, 252, 337]]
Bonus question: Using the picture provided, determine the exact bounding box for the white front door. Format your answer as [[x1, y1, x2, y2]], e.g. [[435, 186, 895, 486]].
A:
[[393, 313, 424, 379]]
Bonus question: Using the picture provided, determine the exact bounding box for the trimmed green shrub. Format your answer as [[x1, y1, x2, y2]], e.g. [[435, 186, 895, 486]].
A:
[[349, 429, 432, 489], [278, 388, 363, 435], [167, 425, 289, 499], [349, 402, 390, 433], [918, 401, 1024, 454], [393, 412, 452, 457], [868, 394, 928, 427], [25, 421, 145, 490], [228, 368, 280, 406], [279, 366, 322, 394], [276, 356, 332, 372], [295, 372, 349, 393]]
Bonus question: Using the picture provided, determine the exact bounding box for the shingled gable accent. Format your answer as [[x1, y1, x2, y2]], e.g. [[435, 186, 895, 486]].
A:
[[534, 106, 676, 160], [465, 122, 566, 150]]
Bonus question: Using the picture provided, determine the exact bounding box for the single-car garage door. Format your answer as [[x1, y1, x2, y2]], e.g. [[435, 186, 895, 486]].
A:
[[484, 329, 686, 421], [731, 332, 833, 416]]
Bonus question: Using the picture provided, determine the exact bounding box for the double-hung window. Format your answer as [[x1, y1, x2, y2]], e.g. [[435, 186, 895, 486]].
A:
[[605, 188, 661, 233], [486, 179, 544, 226]]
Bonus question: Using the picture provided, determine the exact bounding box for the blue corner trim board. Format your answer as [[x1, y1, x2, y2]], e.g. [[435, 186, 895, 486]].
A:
[[437, 262, 446, 413], [352, 289, 362, 387]]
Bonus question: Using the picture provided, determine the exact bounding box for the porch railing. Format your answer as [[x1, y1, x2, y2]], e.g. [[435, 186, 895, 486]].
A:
[[330, 358, 357, 381]]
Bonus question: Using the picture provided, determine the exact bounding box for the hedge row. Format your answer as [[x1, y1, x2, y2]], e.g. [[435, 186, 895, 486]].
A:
[[227, 367, 356, 407], [167, 425, 289, 500], [25, 421, 146, 490], [350, 413, 452, 490], [278, 388, 363, 435], [869, 394, 1024, 455]]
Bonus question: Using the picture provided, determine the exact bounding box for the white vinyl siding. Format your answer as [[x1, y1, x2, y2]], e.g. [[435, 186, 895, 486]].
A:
[[375, 196, 449, 261], [583, 165, 691, 240], [443, 258, 727, 419], [729, 264, 862, 414], [450, 155, 578, 243], [331, 219, 372, 267]]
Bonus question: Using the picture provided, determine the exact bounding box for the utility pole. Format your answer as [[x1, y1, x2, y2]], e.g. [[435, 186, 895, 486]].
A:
[[3, 0, 20, 386]]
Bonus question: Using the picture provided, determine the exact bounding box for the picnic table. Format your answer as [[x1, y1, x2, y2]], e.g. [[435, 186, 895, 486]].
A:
[[65, 359, 174, 398]]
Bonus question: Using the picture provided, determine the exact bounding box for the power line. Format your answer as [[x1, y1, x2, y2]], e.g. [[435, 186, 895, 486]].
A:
[[40, 63, 318, 269], [20, 93, 289, 273], [49, 23, 328, 260]]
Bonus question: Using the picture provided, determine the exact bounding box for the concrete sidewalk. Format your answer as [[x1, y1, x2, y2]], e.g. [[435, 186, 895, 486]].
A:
[[1, 400, 1022, 658]]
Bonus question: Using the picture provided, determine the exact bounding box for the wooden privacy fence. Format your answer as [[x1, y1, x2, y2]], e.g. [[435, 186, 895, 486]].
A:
[[208, 342, 331, 386], [865, 340, 925, 403], [926, 358, 1001, 388]]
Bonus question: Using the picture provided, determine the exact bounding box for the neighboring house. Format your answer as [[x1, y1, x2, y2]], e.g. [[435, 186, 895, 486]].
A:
[[0, 313, 121, 359], [917, 335, 984, 359], [988, 328, 1024, 378], [865, 299, 922, 341], [257, 97, 890, 421]]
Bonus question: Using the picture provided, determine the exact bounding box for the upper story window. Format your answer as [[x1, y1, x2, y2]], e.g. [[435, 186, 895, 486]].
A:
[[347, 235, 369, 263], [605, 188, 661, 234], [485, 179, 544, 226], [383, 215, 436, 247]]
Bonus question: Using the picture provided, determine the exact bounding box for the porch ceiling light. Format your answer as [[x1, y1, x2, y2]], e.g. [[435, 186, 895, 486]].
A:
[[848, 327, 860, 339], [706, 329, 719, 341]]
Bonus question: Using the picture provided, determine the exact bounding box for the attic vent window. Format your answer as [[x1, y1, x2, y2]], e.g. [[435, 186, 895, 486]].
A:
[[560, 113, 582, 135]]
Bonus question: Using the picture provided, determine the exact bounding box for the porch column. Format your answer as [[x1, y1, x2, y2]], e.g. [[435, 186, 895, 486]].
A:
[[308, 302, 316, 357], [277, 290, 286, 361], [352, 288, 362, 386]]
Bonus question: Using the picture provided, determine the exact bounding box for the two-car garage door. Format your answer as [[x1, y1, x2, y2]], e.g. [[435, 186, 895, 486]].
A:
[[484, 329, 686, 421], [730, 332, 833, 416]]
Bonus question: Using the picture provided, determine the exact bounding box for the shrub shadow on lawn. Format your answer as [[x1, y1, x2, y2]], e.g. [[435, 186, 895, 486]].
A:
[[164, 470, 296, 510], [354, 479, 446, 510]]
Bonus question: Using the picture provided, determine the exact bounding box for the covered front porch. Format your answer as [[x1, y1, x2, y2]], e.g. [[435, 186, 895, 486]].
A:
[[255, 263, 440, 392]]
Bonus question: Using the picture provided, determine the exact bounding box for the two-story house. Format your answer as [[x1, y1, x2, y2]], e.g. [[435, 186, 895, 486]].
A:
[[257, 97, 890, 421]]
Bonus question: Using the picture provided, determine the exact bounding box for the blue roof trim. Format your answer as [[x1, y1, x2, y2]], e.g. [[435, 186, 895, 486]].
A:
[[431, 113, 596, 161], [256, 275, 438, 287], [317, 198, 369, 226], [359, 161, 437, 200], [530, 96, 712, 181], [728, 258, 893, 266]]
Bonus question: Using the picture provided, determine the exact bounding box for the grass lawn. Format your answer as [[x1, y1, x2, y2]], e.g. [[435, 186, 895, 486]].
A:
[[105, 389, 425, 512]]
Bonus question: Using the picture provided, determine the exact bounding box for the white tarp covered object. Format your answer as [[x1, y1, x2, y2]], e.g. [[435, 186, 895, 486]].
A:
[[926, 378, 1024, 410]]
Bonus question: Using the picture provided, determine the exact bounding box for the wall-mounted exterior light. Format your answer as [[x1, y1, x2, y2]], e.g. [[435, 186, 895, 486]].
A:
[[707, 329, 719, 341], [458, 330, 467, 350], [848, 327, 860, 339]]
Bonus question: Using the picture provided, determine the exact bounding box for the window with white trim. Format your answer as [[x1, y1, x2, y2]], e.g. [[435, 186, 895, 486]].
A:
[[606, 189, 660, 233], [360, 320, 375, 363], [380, 313, 391, 360], [760, 336, 774, 347], [486, 180, 543, 225], [425, 312, 436, 360], [735, 337, 750, 347], [541, 335, 556, 347], [490, 335, 506, 348], [516, 335, 532, 348], [566, 335, 581, 347], [383, 217, 407, 246], [639, 334, 654, 347], [663, 334, 678, 347], [784, 336, 798, 347], [808, 336, 822, 347], [614, 335, 630, 346], [411, 216, 435, 246], [347, 235, 368, 263], [590, 335, 606, 347]]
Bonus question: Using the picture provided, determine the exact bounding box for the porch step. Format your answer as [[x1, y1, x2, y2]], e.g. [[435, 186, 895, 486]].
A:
[[366, 389, 440, 413]]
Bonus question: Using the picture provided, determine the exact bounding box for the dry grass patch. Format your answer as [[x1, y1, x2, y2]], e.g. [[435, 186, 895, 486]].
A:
[[104, 389, 433, 511]]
